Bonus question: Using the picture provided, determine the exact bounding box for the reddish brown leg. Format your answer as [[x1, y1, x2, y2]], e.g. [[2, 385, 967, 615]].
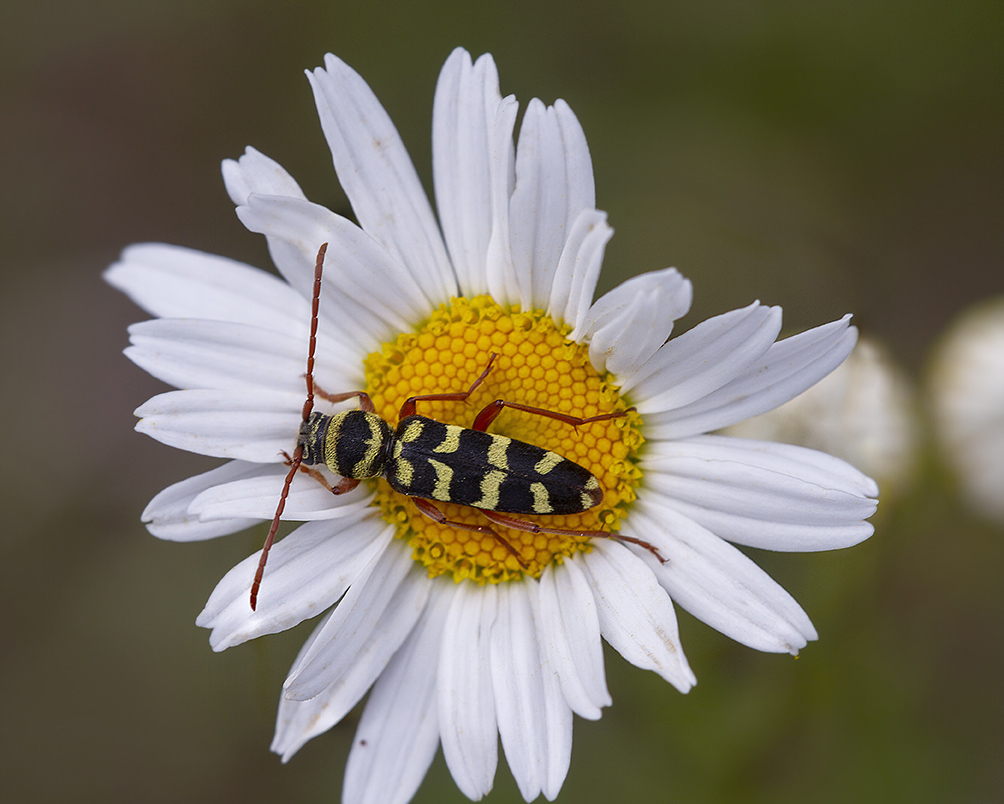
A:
[[473, 399, 634, 433], [480, 510, 666, 563], [313, 388, 376, 413], [249, 448, 358, 611], [412, 497, 529, 569], [398, 353, 499, 420], [279, 450, 361, 495], [255, 244, 329, 610], [253, 243, 329, 610], [251, 446, 303, 611]]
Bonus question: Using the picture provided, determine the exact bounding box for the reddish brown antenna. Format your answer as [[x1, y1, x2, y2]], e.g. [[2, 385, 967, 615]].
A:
[[250, 242, 328, 610]]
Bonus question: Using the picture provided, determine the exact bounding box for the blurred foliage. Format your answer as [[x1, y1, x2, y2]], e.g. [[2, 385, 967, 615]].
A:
[[1, 2, 1001, 803]]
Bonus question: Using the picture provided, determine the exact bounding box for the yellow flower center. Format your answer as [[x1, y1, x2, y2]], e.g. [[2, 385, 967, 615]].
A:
[[364, 295, 643, 584]]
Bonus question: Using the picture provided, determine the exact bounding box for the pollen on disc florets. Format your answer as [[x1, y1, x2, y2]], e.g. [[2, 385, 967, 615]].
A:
[[363, 295, 644, 584]]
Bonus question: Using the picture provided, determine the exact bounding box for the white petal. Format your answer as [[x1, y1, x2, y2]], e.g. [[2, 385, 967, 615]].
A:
[[271, 558, 430, 760], [196, 517, 393, 650], [484, 96, 520, 307], [342, 582, 453, 804], [236, 194, 432, 351], [490, 582, 545, 802], [509, 99, 595, 311], [126, 318, 351, 395], [572, 267, 693, 379], [221, 146, 317, 298], [105, 243, 306, 330], [189, 468, 374, 522], [724, 337, 918, 491], [307, 54, 457, 304], [502, 581, 575, 801], [283, 544, 430, 701], [270, 609, 339, 759], [127, 318, 299, 393], [644, 316, 858, 439], [579, 543, 695, 692], [547, 209, 612, 331], [553, 100, 594, 205], [142, 461, 268, 541], [438, 583, 499, 801], [538, 646, 573, 801], [641, 435, 878, 551], [134, 389, 301, 462], [628, 302, 782, 405], [432, 48, 503, 298], [536, 560, 610, 719], [223, 146, 306, 206], [626, 501, 818, 654]]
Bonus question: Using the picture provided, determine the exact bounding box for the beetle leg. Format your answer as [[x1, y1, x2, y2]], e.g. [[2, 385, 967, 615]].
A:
[[480, 510, 666, 563], [251, 445, 358, 611], [412, 497, 529, 569], [312, 388, 376, 413], [280, 450, 361, 495], [473, 399, 634, 432], [398, 353, 499, 419]]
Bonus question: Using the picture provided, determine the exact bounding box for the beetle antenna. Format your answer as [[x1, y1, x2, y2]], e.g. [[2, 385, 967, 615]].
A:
[[250, 242, 328, 610]]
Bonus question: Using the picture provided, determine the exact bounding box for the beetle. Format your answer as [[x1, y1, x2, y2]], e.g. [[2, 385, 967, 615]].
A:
[[250, 243, 661, 609]]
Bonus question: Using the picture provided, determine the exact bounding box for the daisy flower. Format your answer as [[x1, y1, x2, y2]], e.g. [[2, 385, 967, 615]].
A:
[[106, 48, 879, 804]]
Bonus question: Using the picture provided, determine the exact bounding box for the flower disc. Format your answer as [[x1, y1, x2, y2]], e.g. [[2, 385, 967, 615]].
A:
[[364, 295, 644, 583]]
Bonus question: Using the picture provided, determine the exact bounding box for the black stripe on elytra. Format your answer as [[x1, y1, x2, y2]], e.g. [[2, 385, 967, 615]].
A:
[[389, 415, 600, 514]]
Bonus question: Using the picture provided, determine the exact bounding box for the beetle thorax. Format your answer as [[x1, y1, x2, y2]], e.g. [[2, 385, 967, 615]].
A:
[[299, 410, 393, 479]]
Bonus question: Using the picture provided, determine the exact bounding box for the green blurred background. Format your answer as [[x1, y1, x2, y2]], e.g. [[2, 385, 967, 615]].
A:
[[2, 1, 1002, 802]]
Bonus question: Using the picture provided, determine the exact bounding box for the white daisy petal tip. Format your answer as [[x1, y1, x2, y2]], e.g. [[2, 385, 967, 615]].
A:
[[139, 461, 271, 542], [306, 51, 458, 305], [637, 309, 867, 440], [433, 47, 504, 299], [579, 543, 696, 693], [640, 434, 879, 554], [573, 265, 694, 379], [222, 145, 307, 208], [723, 336, 916, 495], [624, 499, 828, 657]]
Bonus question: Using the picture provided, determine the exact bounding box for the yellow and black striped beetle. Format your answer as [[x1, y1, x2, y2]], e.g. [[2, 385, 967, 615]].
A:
[[251, 243, 661, 609]]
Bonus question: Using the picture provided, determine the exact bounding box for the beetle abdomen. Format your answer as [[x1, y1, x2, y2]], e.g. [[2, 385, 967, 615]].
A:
[[385, 415, 602, 514]]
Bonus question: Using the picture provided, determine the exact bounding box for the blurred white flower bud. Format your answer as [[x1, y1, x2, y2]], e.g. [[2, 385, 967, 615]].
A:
[[929, 298, 1004, 523]]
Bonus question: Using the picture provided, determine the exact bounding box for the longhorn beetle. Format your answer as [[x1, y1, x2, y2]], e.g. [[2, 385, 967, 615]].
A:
[[250, 243, 663, 609]]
